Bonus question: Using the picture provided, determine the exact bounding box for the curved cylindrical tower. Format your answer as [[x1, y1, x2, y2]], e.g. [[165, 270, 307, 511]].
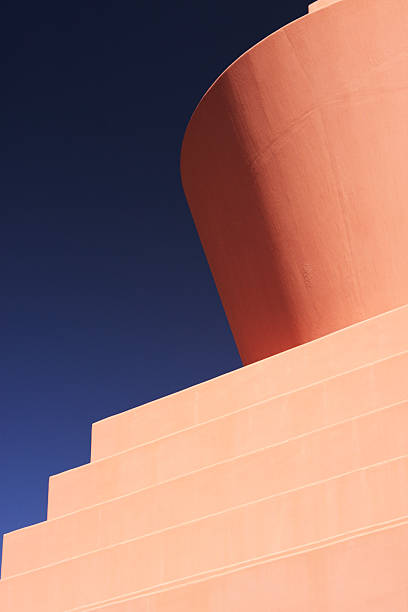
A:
[[181, 0, 408, 364]]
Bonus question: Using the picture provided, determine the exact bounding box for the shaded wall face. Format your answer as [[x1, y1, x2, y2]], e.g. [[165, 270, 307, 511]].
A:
[[181, 0, 408, 365]]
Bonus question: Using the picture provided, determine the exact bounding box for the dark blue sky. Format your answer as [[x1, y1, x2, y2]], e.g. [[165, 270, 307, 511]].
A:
[[0, 0, 308, 562]]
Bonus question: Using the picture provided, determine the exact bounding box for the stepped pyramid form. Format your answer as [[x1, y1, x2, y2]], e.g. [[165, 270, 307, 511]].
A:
[[2, 0, 408, 609]]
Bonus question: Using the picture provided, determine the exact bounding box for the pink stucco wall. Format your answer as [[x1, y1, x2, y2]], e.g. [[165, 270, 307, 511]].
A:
[[181, 0, 408, 364]]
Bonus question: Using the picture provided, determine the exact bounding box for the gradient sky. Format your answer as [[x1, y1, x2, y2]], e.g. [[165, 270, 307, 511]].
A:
[[0, 0, 309, 565]]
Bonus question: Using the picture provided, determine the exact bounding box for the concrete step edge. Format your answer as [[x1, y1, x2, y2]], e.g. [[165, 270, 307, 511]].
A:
[[48, 397, 408, 518], [65, 516, 408, 612], [90, 303, 408, 460], [86, 348, 408, 465], [4, 443, 408, 579]]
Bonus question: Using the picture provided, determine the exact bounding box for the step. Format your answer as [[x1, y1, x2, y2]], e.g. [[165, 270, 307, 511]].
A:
[[8, 349, 408, 571], [47, 348, 408, 518], [90, 304, 408, 460], [308, 0, 342, 13], [65, 520, 408, 612], [1, 455, 408, 611], [1, 401, 407, 610], [3, 446, 408, 578]]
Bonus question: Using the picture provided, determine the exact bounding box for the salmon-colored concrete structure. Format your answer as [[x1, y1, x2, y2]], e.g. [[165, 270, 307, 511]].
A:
[[1, 0, 408, 609], [182, 0, 408, 364]]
